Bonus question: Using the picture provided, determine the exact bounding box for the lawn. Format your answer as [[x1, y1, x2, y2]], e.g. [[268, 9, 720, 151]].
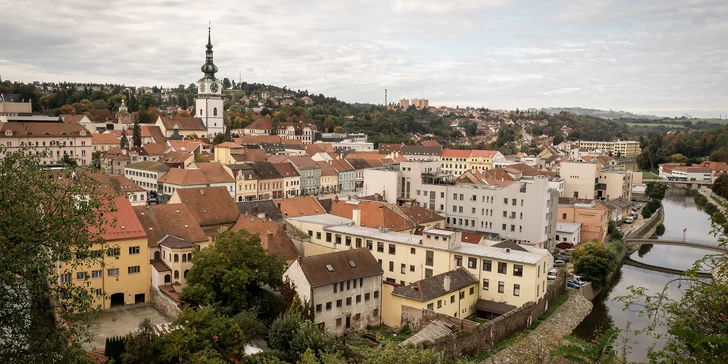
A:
[[642, 170, 660, 179]]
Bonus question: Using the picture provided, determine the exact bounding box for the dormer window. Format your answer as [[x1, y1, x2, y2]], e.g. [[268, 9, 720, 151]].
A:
[[4, 130, 11, 136]]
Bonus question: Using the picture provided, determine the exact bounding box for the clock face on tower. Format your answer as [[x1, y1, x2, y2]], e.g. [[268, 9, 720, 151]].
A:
[[199, 83, 206, 93], [210, 83, 219, 93]]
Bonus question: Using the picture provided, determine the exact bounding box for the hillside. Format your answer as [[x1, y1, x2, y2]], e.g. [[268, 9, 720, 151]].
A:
[[541, 107, 660, 120]]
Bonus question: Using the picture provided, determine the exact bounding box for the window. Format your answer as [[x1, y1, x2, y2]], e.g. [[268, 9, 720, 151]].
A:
[[459, 291, 465, 299], [356, 295, 361, 304], [400, 264, 406, 274], [345, 236, 351, 246], [454, 255, 462, 267], [562, 213, 567, 219], [106, 247, 120, 257], [108, 268, 119, 277], [316, 304, 322, 312], [94, 288, 103, 296], [410, 265, 415, 272], [468, 257, 477, 269], [503, 198, 508, 204], [459, 206, 463, 213], [453, 205, 457, 213], [340, 282, 344, 291], [59, 273, 72, 283], [316, 232, 322, 240], [129, 246, 140, 255], [355, 238, 362, 248], [513, 264, 523, 277], [346, 297, 352, 306], [373, 308, 379, 317], [373, 290, 379, 299], [427, 303, 434, 310], [502, 224, 507, 230], [334, 283, 338, 293], [308, 230, 313, 237], [92, 270, 102, 278], [335, 234, 341, 244], [483, 279, 489, 290], [366, 240, 373, 250], [76, 272, 87, 280], [388, 244, 396, 255], [365, 292, 370, 301], [498, 281, 505, 293], [469, 287, 475, 295], [336, 299, 342, 307], [128, 266, 140, 274], [388, 261, 394, 272], [336, 318, 342, 327], [512, 198, 517, 205], [513, 284, 521, 296], [437, 300, 442, 308], [450, 295, 455, 303], [410, 247, 416, 254], [498, 262, 507, 274], [326, 233, 332, 242], [483, 259, 492, 271], [326, 302, 332, 310], [182, 254, 187, 262]]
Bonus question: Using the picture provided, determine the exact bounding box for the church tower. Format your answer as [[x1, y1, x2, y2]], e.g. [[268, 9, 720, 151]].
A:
[[195, 26, 224, 137]]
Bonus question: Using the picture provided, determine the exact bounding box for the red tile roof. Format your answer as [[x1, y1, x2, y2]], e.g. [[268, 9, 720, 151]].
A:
[[0, 122, 91, 137], [133, 204, 208, 246], [231, 215, 299, 262], [294, 249, 382, 287], [100, 197, 147, 241], [441, 149, 472, 158], [275, 197, 326, 217], [172, 187, 240, 227], [244, 117, 274, 130], [92, 133, 121, 145], [159, 116, 206, 131], [316, 161, 339, 176], [272, 162, 300, 177], [331, 200, 415, 232]]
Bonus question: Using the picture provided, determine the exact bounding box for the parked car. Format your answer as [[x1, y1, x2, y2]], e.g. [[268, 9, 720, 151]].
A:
[[567, 279, 581, 289], [624, 217, 634, 224], [630, 212, 638, 218], [553, 260, 566, 267], [572, 275, 589, 286], [556, 242, 574, 250], [547, 269, 559, 280]]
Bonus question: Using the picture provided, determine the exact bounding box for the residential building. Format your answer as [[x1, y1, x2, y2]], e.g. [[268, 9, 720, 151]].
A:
[[213, 142, 246, 164], [283, 249, 383, 335], [401, 204, 445, 229], [276, 196, 327, 218], [288, 156, 322, 195], [242, 117, 274, 135], [92, 133, 121, 152], [661, 165, 713, 183], [0, 93, 32, 113], [613, 140, 640, 158], [278, 121, 316, 144], [0, 122, 92, 166], [248, 162, 285, 199], [60, 197, 150, 309], [273, 162, 301, 198], [560, 162, 600, 199], [557, 197, 609, 243], [330, 199, 416, 233], [441, 149, 471, 176], [108, 175, 147, 206], [168, 186, 240, 238], [231, 214, 300, 265], [317, 161, 339, 194], [402, 145, 442, 162], [467, 150, 502, 171], [155, 116, 208, 139], [399, 99, 410, 109], [382, 268, 478, 327], [330, 158, 356, 192], [157, 162, 235, 202], [102, 148, 132, 174], [362, 167, 401, 204], [230, 164, 259, 202], [597, 170, 632, 200], [555, 222, 581, 245]]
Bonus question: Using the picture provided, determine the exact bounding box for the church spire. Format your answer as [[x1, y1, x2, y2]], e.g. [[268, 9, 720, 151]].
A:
[[201, 23, 218, 78]]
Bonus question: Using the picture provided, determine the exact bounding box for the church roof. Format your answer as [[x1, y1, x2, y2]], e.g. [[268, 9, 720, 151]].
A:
[[159, 117, 206, 131]]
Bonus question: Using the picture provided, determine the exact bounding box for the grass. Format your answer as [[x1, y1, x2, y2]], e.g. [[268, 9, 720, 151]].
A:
[[642, 170, 660, 179], [467, 291, 570, 362], [346, 326, 411, 357]]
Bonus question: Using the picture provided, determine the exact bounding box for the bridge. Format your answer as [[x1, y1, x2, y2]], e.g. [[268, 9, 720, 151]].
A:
[[625, 237, 727, 253], [643, 179, 712, 189], [623, 256, 714, 278]]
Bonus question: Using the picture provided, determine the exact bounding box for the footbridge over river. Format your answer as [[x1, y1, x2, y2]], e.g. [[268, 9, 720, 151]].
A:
[[623, 237, 725, 278]]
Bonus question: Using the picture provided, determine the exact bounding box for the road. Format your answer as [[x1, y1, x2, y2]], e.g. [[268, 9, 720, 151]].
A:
[[521, 128, 533, 141]]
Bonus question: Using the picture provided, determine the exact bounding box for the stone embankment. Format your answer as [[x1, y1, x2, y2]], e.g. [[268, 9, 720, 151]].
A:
[[483, 290, 593, 363], [698, 186, 727, 214]]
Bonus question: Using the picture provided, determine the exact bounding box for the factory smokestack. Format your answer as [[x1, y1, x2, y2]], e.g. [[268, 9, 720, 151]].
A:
[[384, 89, 387, 106]]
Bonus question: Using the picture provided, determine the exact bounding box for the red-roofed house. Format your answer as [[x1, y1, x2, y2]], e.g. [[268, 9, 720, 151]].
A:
[[157, 162, 235, 201], [441, 149, 472, 176], [331, 199, 416, 233], [92, 133, 121, 152], [242, 117, 274, 135], [467, 150, 502, 171], [231, 214, 300, 264]]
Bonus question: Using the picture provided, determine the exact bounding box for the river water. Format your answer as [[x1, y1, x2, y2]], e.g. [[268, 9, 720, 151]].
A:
[[572, 188, 721, 362]]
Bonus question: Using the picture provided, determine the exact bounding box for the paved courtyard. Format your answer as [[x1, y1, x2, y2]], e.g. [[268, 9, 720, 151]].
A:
[[83, 305, 170, 350]]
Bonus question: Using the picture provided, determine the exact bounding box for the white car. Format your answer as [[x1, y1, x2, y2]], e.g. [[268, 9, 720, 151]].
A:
[[547, 269, 559, 280], [572, 275, 589, 286]]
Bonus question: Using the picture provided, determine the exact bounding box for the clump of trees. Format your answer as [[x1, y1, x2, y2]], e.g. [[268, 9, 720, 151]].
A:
[[712, 174, 728, 200], [572, 241, 618, 290]]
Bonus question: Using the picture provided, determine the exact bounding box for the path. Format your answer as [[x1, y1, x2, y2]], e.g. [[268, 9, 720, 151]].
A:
[[483, 290, 593, 363], [698, 187, 727, 215]]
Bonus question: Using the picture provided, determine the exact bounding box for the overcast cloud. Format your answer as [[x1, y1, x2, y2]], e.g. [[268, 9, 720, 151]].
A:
[[0, 0, 726, 117]]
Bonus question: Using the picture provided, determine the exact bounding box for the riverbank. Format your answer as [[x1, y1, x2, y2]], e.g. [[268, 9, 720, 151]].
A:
[[483, 290, 593, 363], [698, 186, 727, 214]]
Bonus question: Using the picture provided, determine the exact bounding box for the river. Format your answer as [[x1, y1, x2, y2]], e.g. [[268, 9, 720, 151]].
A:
[[572, 188, 721, 362]]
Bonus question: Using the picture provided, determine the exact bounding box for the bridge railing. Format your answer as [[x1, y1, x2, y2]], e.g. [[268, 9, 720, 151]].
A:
[[654, 236, 724, 247]]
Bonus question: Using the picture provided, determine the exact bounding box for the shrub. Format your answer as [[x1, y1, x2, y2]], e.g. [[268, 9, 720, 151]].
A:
[[232, 309, 268, 341], [655, 223, 666, 236], [268, 313, 303, 361]]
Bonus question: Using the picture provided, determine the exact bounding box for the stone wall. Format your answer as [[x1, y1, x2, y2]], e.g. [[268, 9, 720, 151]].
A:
[[401, 306, 479, 332], [150, 286, 181, 320], [422, 271, 566, 360], [625, 207, 663, 239]]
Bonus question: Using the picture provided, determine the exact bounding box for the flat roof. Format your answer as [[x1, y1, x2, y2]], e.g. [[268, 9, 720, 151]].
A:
[[422, 228, 455, 236], [324, 225, 424, 245], [556, 221, 582, 234], [287, 213, 353, 226], [450, 243, 546, 265]]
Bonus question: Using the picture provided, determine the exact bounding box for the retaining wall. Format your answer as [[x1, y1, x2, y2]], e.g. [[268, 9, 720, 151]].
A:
[[422, 271, 566, 360], [150, 286, 181, 320], [401, 306, 479, 332]]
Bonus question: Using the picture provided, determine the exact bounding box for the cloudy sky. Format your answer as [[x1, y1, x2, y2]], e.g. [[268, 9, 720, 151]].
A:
[[1, 0, 726, 117]]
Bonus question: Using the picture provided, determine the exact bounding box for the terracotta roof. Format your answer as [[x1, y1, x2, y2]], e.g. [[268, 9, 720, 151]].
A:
[[168, 140, 207, 153], [216, 142, 245, 149], [158, 235, 195, 249], [421, 140, 441, 147], [0, 122, 91, 137], [331, 200, 415, 232], [329, 158, 354, 172], [470, 149, 498, 157], [316, 161, 339, 176], [304, 143, 334, 155], [159, 163, 233, 185], [230, 215, 299, 262], [378, 143, 403, 154], [244, 117, 274, 130], [108, 174, 145, 193], [276, 197, 326, 217], [159, 116, 206, 131], [273, 162, 300, 177], [99, 197, 147, 241], [60, 114, 86, 123], [145, 125, 166, 144], [158, 151, 194, 165], [288, 156, 319, 169], [673, 166, 712, 173], [392, 268, 477, 302], [401, 204, 444, 225], [142, 143, 168, 155], [248, 162, 283, 180], [255, 135, 283, 143], [402, 145, 442, 156], [133, 204, 208, 246], [235, 200, 284, 222], [294, 249, 382, 287], [150, 259, 171, 272], [441, 149, 472, 158], [267, 155, 289, 164], [92, 133, 121, 145], [460, 231, 484, 244], [346, 158, 370, 170], [173, 187, 240, 227], [699, 161, 728, 171]]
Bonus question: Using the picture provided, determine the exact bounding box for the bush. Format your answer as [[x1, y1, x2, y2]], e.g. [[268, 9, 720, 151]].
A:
[[241, 351, 286, 364], [290, 321, 337, 362], [704, 203, 718, 215], [655, 223, 666, 236], [572, 241, 617, 290], [232, 309, 268, 341], [268, 314, 303, 361], [104, 336, 126, 363]]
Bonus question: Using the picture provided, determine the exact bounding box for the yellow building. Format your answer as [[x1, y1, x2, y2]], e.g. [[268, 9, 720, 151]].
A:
[[467, 150, 501, 171], [59, 197, 150, 309], [287, 214, 550, 318], [317, 161, 339, 194], [382, 268, 478, 327], [213, 142, 246, 164]]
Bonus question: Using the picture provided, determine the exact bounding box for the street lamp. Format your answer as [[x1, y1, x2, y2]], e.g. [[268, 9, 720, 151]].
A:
[[683, 228, 687, 243]]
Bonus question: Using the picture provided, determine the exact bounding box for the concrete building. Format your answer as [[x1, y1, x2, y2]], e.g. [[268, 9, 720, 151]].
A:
[[555, 221, 581, 245], [213, 142, 246, 165], [402, 145, 442, 162], [362, 167, 401, 204], [382, 268, 478, 328], [330, 158, 356, 192], [597, 170, 632, 201], [467, 150, 502, 171], [440, 149, 471, 176], [560, 162, 599, 199], [0, 93, 32, 113], [399, 99, 410, 109], [557, 197, 609, 243], [157, 162, 235, 202], [124, 161, 169, 194], [283, 249, 383, 335], [317, 161, 339, 194], [0, 122, 92, 166]]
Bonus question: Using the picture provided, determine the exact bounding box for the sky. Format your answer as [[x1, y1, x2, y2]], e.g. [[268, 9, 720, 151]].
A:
[[0, 0, 726, 118]]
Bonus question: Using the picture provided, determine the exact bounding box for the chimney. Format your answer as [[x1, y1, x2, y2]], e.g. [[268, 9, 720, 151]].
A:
[[352, 208, 361, 226], [264, 231, 274, 247], [443, 275, 451, 291]]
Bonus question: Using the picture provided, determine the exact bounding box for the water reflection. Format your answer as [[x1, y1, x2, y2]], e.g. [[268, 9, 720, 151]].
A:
[[572, 187, 719, 362]]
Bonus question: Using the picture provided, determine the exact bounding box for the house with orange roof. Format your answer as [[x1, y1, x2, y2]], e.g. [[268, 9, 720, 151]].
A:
[[92, 133, 121, 152], [155, 115, 208, 139], [242, 117, 274, 135], [273, 162, 301, 198], [288, 156, 322, 195], [59, 197, 150, 309], [108, 174, 147, 206], [329, 158, 356, 192], [231, 214, 300, 265], [330, 198, 416, 233], [167, 139, 209, 154], [168, 186, 240, 238], [157, 162, 235, 202], [213, 141, 246, 164], [467, 149, 502, 171], [316, 161, 339, 194], [275, 196, 326, 218], [698, 161, 728, 182], [441, 149, 472, 176]]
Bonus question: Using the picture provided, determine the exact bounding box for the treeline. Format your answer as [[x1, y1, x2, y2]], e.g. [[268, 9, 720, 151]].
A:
[[636, 126, 728, 170]]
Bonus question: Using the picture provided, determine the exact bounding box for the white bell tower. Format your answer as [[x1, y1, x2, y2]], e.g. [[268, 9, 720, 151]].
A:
[[195, 25, 224, 137]]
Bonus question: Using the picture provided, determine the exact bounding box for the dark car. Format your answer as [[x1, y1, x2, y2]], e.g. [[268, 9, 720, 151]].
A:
[[555, 255, 571, 262], [556, 242, 574, 250]]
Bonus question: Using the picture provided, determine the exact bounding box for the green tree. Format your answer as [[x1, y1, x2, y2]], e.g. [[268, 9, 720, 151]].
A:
[[269, 313, 303, 361], [645, 182, 668, 201], [121, 319, 156, 364], [572, 241, 617, 289], [120, 129, 129, 149], [709, 149, 728, 163], [231, 309, 268, 341], [132, 120, 142, 148], [655, 223, 666, 236], [324, 116, 335, 133], [553, 133, 565, 146], [188, 347, 229, 364], [333, 125, 344, 133], [462, 120, 478, 137], [550, 327, 619, 364], [0, 147, 115, 363], [154, 306, 246, 363], [362, 344, 441, 364], [181, 230, 284, 314], [92, 150, 102, 169], [290, 320, 336, 362], [669, 153, 688, 163], [138, 93, 158, 110], [711, 173, 728, 199], [59, 104, 75, 114]]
